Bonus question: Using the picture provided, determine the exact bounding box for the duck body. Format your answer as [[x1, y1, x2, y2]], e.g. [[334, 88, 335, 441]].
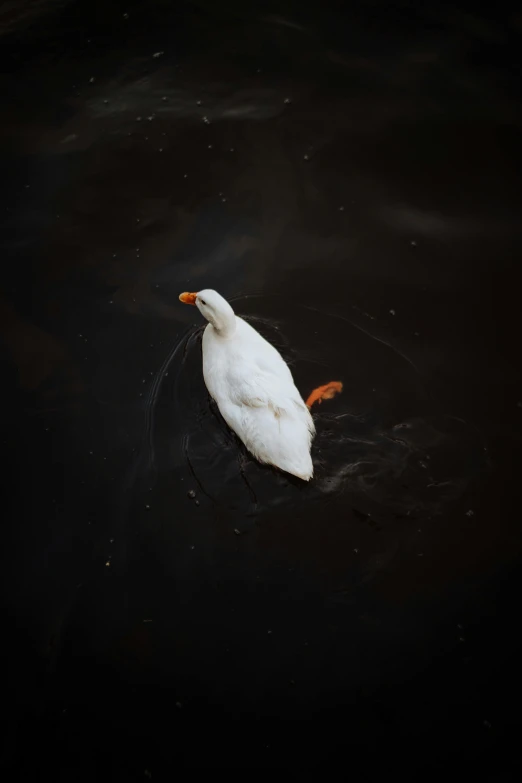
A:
[[203, 315, 315, 480], [180, 289, 315, 480]]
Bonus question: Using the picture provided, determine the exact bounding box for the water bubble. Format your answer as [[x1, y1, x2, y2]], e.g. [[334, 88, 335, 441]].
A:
[[283, 97, 292, 104], [389, 309, 396, 316]]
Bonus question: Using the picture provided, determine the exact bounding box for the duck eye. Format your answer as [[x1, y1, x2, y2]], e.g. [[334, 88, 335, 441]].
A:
[[199, 299, 206, 305]]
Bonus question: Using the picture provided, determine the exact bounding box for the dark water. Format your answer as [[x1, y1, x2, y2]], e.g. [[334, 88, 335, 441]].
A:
[[1, 0, 522, 774]]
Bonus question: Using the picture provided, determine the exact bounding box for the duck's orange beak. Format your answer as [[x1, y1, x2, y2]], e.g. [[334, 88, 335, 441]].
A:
[[179, 291, 198, 305]]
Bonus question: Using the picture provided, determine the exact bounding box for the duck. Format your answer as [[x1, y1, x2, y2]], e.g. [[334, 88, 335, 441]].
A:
[[179, 289, 342, 481]]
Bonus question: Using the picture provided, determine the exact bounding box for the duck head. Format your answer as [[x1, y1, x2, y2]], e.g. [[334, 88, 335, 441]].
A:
[[179, 288, 236, 336]]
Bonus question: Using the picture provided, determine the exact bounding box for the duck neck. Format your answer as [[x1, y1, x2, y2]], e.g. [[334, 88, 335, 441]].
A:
[[209, 302, 236, 338]]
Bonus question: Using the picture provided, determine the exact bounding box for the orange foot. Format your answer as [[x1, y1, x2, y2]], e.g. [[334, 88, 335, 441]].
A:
[[306, 381, 343, 409]]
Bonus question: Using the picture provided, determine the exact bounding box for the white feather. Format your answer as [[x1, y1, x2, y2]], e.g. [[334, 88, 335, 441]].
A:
[[188, 289, 315, 480]]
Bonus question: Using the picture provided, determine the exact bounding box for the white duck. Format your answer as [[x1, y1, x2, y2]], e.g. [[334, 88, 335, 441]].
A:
[[179, 289, 316, 480]]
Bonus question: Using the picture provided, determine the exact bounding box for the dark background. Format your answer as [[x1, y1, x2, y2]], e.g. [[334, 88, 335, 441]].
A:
[[1, 0, 521, 775]]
